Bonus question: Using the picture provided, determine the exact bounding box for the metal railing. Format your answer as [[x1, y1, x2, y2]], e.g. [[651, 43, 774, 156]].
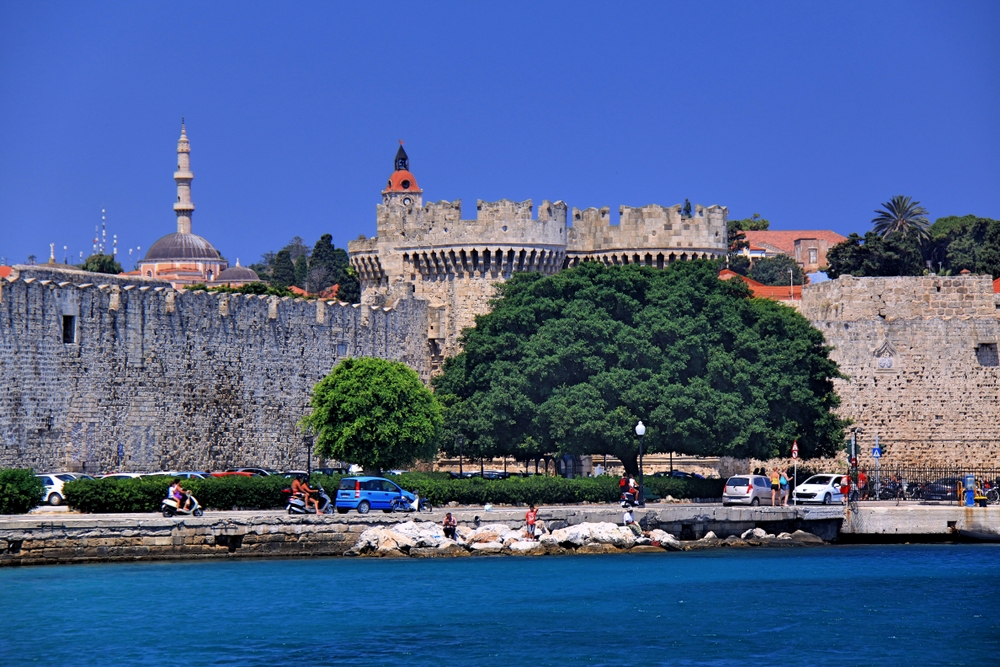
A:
[[847, 466, 1000, 503]]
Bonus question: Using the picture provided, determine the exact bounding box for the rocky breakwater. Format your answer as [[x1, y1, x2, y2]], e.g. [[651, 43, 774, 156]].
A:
[[345, 521, 826, 558]]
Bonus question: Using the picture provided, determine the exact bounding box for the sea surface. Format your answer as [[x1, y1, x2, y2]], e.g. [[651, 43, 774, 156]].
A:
[[2, 544, 997, 666]]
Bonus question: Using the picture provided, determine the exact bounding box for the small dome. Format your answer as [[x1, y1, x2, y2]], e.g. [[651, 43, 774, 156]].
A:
[[143, 232, 222, 261], [384, 169, 420, 193], [216, 262, 259, 282]]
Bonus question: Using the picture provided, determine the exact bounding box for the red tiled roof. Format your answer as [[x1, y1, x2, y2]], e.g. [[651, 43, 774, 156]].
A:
[[719, 269, 800, 300], [0, 266, 11, 279], [743, 230, 848, 255], [288, 285, 310, 296]]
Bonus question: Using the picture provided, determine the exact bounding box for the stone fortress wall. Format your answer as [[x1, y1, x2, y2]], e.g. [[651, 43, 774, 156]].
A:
[[350, 196, 728, 364], [0, 266, 429, 473], [802, 274, 1000, 468]]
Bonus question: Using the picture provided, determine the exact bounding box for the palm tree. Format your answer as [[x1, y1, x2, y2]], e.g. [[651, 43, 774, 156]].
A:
[[872, 195, 930, 242]]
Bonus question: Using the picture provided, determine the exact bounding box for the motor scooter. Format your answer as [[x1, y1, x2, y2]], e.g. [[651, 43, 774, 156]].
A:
[[161, 494, 204, 517], [390, 493, 433, 513], [284, 485, 333, 515], [620, 490, 638, 508]]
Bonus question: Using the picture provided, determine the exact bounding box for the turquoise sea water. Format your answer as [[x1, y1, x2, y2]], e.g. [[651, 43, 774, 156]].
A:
[[2, 545, 998, 666]]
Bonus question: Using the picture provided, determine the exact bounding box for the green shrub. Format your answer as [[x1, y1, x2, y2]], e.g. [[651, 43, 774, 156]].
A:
[[0, 469, 45, 514], [65, 475, 296, 513], [61, 472, 724, 513]]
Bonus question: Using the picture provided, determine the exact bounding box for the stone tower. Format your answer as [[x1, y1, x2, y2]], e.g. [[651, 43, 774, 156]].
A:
[[174, 121, 195, 234]]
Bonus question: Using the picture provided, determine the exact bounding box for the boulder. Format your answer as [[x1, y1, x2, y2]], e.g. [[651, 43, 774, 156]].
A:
[[648, 529, 682, 551], [436, 542, 471, 557], [508, 540, 545, 555], [542, 522, 635, 549], [391, 521, 447, 548], [741, 527, 769, 540], [577, 542, 621, 554], [776, 532, 793, 540], [791, 530, 824, 545], [470, 541, 504, 554]]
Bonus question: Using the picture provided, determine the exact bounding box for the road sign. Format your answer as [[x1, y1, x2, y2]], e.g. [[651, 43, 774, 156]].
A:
[[872, 447, 882, 459], [791, 441, 799, 459]]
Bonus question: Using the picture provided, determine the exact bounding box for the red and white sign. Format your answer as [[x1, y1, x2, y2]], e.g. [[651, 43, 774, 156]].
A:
[[791, 441, 799, 459]]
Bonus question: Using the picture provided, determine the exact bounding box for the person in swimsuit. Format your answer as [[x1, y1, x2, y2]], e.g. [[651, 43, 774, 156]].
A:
[[770, 468, 781, 506]]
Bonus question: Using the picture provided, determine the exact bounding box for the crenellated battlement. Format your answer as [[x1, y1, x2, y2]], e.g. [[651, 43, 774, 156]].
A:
[[0, 267, 431, 472]]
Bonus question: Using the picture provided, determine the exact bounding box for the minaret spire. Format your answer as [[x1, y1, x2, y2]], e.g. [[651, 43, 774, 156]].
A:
[[174, 119, 195, 234]]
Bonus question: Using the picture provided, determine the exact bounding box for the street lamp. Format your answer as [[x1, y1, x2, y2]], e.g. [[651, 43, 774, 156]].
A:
[[788, 268, 794, 299], [635, 420, 646, 507], [456, 434, 465, 476]]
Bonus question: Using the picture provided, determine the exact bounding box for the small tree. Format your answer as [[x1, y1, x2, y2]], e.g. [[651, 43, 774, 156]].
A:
[[302, 358, 442, 473], [271, 249, 295, 288], [748, 254, 805, 286], [81, 253, 123, 275]]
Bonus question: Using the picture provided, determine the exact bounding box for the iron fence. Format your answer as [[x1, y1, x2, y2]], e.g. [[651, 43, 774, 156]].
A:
[[848, 466, 1000, 502]]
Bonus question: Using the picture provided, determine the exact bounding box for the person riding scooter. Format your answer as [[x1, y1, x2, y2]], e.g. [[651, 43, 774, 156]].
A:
[[291, 475, 321, 515], [169, 478, 192, 512]]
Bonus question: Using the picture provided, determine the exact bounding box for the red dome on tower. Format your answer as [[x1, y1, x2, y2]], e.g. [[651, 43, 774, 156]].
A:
[[383, 144, 421, 193]]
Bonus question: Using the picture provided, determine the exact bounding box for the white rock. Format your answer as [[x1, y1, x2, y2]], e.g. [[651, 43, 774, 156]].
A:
[[776, 532, 793, 540], [648, 529, 682, 550], [508, 540, 545, 554], [701, 531, 718, 541], [470, 541, 504, 552]]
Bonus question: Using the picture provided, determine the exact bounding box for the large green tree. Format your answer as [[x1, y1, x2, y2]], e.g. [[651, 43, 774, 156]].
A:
[[433, 261, 846, 475], [748, 254, 804, 286], [926, 215, 1000, 277], [307, 234, 361, 301], [80, 253, 123, 275], [302, 357, 442, 473], [825, 232, 925, 278], [271, 249, 295, 288]]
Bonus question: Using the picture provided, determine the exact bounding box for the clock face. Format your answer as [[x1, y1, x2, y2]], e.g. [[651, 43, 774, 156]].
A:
[[397, 159, 406, 171], [403, 197, 412, 205]]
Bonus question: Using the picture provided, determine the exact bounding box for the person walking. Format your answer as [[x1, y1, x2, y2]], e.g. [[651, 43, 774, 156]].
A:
[[525, 504, 539, 541], [770, 468, 781, 506]]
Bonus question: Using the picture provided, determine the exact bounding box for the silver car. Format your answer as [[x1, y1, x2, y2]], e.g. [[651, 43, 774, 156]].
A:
[[723, 475, 775, 506]]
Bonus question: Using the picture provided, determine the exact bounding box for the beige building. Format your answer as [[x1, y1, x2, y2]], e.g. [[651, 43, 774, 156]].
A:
[[136, 123, 228, 287]]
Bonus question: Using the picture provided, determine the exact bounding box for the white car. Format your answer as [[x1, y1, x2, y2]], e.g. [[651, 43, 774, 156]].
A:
[[98, 473, 145, 480], [793, 474, 846, 505], [36, 473, 76, 505]]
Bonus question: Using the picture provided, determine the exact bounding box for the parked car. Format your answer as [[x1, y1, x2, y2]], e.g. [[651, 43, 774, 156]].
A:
[[921, 477, 961, 501], [211, 471, 255, 478], [481, 470, 510, 480], [722, 475, 774, 506], [226, 467, 274, 476], [792, 474, 845, 505], [313, 467, 350, 476], [35, 473, 76, 505], [280, 470, 310, 478], [654, 470, 706, 479], [167, 471, 211, 479], [335, 476, 416, 514], [98, 473, 145, 480]]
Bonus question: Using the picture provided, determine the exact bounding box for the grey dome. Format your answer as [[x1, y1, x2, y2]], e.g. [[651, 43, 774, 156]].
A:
[[216, 264, 259, 282], [144, 232, 221, 261]]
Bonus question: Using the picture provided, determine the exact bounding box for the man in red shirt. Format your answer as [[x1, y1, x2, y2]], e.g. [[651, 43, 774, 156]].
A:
[[858, 470, 869, 500], [525, 504, 539, 541]]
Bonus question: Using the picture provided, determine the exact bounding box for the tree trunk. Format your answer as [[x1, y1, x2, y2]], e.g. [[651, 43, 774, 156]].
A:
[[618, 453, 639, 477]]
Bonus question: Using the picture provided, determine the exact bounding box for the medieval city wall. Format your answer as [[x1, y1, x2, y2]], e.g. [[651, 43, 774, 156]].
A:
[[803, 275, 1000, 467], [0, 268, 429, 473]]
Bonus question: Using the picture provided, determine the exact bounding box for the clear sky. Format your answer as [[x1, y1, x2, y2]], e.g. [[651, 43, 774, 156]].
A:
[[1, 2, 997, 269]]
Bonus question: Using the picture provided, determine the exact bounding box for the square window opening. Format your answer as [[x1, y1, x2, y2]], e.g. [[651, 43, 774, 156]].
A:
[[62, 315, 77, 344]]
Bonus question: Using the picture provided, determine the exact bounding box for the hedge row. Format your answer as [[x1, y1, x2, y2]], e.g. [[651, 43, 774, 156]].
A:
[[0, 469, 45, 514], [385, 473, 724, 506], [64, 475, 294, 513], [60, 472, 724, 514]]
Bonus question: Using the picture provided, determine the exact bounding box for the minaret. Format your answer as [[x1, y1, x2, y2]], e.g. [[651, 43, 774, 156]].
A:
[[173, 119, 195, 234]]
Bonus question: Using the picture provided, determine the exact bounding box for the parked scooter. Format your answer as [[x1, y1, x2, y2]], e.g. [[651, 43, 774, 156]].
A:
[[284, 485, 333, 515], [162, 494, 204, 517], [390, 493, 433, 513]]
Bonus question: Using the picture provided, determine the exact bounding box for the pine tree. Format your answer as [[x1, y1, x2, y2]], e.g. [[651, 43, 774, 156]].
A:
[[271, 249, 295, 288], [293, 253, 308, 288]]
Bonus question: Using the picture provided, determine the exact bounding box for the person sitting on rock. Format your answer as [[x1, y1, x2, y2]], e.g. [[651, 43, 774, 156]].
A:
[[443, 512, 458, 540]]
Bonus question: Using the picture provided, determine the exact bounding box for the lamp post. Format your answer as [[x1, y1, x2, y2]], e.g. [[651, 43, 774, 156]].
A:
[[635, 420, 646, 507], [303, 434, 313, 476], [456, 434, 465, 476], [788, 268, 794, 299]]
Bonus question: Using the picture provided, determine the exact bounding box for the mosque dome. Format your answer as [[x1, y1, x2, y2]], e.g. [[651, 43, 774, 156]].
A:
[[215, 260, 258, 282], [143, 232, 222, 261]]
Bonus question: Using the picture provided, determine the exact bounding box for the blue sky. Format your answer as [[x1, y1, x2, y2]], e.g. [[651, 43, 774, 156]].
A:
[[1, 2, 997, 268]]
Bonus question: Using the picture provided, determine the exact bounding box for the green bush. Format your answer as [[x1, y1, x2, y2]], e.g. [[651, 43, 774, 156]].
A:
[[0, 469, 45, 514], [65, 475, 296, 513], [61, 472, 724, 513]]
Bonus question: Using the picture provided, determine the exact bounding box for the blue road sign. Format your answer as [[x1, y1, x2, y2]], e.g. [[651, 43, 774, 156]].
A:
[[117, 443, 124, 459], [872, 447, 882, 459]]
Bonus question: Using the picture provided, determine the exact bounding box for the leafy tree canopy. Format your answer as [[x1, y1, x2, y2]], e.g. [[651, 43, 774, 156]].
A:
[[731, 213, 771, 231], [748, 254, 804, 286], [925, 215, 1000, 278], [302, 357, 442, 473], [81, 253, 123, 275], [186, 282, 297, 297], [271, 249, 296, 288], [433, 261, 846, 474], [825, 232, 925, 278]]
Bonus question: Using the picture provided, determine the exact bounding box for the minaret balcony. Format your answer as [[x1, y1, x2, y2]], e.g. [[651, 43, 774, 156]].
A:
[[173, 171, 194, 180], [173, 202, 195, 211]]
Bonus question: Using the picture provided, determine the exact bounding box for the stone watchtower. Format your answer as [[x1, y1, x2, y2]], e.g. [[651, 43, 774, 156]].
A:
[[348, 145, 729, 371]]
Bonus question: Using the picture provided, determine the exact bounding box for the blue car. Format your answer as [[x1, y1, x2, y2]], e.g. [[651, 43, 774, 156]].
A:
[[335, 476, 415, 514]]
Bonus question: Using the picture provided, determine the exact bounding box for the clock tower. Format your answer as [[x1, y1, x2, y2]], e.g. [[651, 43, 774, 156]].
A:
[[382, 143, 423, 207]]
